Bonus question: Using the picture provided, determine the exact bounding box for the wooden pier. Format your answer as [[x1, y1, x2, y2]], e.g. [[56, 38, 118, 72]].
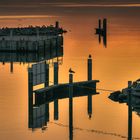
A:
[[0, 22, 65, 52], [34, 80, 99, 106]]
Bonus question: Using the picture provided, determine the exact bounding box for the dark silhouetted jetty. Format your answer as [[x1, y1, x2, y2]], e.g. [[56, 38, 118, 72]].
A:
[[0, 21, 66, 52]]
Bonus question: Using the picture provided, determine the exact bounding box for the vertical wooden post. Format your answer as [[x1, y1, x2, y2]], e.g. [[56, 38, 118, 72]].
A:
[[128, 81, 132, 140], [87, 55, 92, 119], [103, 18, 107, 36], [88, 55, 92, 81], [54, 62, 59, 120], [45, 62, 49, 87], [55, 21, 59, 28], [69, 70, 73, 140], [54, 62, 58, 85], [99, 19, 101, 29], [28, 68, 33, 128]]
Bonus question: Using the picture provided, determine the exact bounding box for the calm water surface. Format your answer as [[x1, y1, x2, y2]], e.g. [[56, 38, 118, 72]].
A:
[[0, 6, 140, 140]]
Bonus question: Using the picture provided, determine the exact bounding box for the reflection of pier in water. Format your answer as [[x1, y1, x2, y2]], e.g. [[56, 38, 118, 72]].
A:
[[0, 36, 63, 73], [95, 18, 107, 47], [108, 81, 140, 140], [28, 55, 99, 140]]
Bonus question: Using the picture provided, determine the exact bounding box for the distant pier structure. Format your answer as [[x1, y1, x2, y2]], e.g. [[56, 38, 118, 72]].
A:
[[95, 18, 107, 47], [0, 21, 67, 52]]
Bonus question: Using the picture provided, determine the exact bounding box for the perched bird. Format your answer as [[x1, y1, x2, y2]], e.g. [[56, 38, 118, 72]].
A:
[[69, 68, 75, 73], [89, 54, 92, 58]]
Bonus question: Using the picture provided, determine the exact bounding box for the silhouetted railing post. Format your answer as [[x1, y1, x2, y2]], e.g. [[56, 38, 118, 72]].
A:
[[88, 55, 92, 81], [128, 81, 132, 140], [54, 62, 59, 120], [28, 68, 33, 128], [69, 69, 74, 140]]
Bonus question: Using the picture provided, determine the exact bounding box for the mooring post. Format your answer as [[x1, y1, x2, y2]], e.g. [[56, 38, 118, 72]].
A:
[[54, 62, 59, 120], [69, 68, 74, 140], [103, 18, 107, 36], [55, 21, 59, 29], [87, 55, 93, 119], [88, 55, 92, 81], [99, 19, 101, 29], [28, 68, 33, 128], [128, 81, 132, 140]]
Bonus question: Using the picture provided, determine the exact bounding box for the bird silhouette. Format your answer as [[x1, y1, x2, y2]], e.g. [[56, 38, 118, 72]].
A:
[[89, 54, 92, 58], [69, 68, 75, 73]]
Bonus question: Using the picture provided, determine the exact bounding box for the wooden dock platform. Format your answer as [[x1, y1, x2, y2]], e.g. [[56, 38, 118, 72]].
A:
[[34, 80, 99, 106]]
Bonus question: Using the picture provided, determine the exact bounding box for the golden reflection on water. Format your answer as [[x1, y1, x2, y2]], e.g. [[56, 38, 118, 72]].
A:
[[0, 11, 140, 140]]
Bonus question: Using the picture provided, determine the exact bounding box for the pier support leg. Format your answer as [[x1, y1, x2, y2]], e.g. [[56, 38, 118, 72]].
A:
[[69, 70, 74, 140], [54, 62, 59, 120], [45, 103, 50, 126], [99, 19, 101, 29], [45, 62, 49, 87], [128, 81, 132, 140], [28, 68, 33, 128]]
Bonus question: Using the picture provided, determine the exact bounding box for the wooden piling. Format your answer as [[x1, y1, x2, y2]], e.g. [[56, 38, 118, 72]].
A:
[[88, 55, 92, 81], [28, 68, 33, 128], [45, 62, 49, 87], [87, 55, 93, 119], [103, 18, 107, 36], [99, 19, 101, 29], [54, 62, 59, 85], [54, 62, 59, 120], [128, 81, 132, 140], [69, 70, 73, 140]]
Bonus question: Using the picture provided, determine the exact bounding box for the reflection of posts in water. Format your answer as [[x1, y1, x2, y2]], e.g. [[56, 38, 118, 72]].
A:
[[69, 70, 73, 140], [28, 68, 33, 128], [40, 63, 50, 126], [128, 81, 132, 140], [99, 34, 101, 44], [88, 94, 92, 119], [98, 19, 101, 43], [87, 55, 93, 118], [98, 19, 101, 29], [10, 62, 13, 73], [103, 18, 107, 47], [45, 103, 50, 124], [54, 62, 59, 120], [88, 55, 92, 81]]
